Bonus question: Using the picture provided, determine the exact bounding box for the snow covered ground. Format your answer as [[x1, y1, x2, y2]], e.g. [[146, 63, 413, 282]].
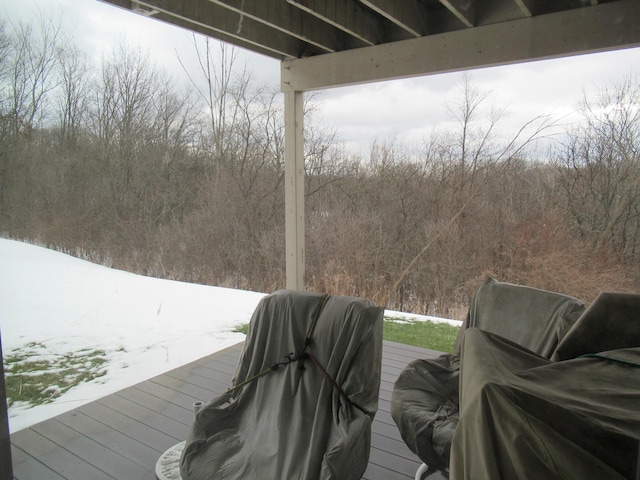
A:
[[0, 239, 459, 433]]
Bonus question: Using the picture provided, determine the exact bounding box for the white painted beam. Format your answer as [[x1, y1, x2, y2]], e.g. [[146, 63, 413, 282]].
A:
[[284, 90, 305, 291], [282, 0, 640, 92]]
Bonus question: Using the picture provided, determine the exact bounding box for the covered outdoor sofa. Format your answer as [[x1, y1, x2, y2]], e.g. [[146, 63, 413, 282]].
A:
[[178, 290, 384, 480], [391, 277, 640, 479]]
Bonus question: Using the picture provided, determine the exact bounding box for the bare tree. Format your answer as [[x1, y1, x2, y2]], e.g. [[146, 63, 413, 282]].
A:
[[0, 20, 12, 116], [447, 72, 493, 188], [385, 74, 557, 309], [554, 73, 640, 265], [149, 75, 198, 156], [0, 20, 15, 136], [3, 14, 65, 137], [57, 44, 91, 147], [0, 15, 67, 225], [179, 36, 240, 159], [89, 53, 117, 150], [89, 39, 158, 191]]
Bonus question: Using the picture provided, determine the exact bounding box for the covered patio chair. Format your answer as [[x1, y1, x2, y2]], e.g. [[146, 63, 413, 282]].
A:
[[451, 291, 640, 479], [390, 277, 585, 478], [175, 290, 384, 480]]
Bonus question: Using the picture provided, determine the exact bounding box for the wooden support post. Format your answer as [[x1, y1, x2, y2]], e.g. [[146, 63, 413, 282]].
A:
[[284, 89, 305, 290]]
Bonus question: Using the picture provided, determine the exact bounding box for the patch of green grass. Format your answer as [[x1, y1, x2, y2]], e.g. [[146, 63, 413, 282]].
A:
[[231, 318, 459, 353], [4, 344, 108, 408], [383, 317, 460, 353], [233, 324, 249, 335]]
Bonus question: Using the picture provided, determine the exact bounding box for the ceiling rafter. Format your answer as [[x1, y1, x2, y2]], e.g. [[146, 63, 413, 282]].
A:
[[125, 0, 313, 59], [287, 0, 383, 46], [207, 0, 364, 54], [358, 0, 429, 37], [514, 0, 533, 16], [439, 0, 475, 28]]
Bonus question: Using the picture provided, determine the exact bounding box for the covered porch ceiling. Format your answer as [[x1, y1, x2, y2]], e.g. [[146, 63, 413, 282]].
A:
[[99, 0, 640, 290], [100, 0, 640, 89]]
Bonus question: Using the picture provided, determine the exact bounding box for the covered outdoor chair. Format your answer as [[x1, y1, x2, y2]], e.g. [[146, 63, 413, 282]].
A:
[[177, 290, 384, 480], [390, 277, 585, 478], [451, 290, 640, 479]]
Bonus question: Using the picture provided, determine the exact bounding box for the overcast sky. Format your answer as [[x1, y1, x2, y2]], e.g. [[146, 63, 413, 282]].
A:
[[4, 0, 640, 157]]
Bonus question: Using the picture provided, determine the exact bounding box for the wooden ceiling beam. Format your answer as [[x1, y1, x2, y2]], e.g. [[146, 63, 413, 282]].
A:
[[209, 0, 363, 54], [115, 0, 313, 59], [358, 0, 429, 37], [287, 0, 382, 46], [439, 0, 475, 27], [514, 0, 533, 17]]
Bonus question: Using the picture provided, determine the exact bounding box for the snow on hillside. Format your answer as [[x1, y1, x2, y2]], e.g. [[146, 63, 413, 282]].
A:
[[0, 239, 459, 433], [0, 239, 266, 432]]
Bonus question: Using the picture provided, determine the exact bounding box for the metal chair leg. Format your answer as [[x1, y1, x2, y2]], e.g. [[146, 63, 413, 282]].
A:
[[415, 463, 429, 480]]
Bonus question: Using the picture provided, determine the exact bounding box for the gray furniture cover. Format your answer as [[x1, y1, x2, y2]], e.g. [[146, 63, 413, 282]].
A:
[[390, 277, 585, 473], [552, 291, 640, 361], [451, 327, 640, 479], [459, 277, 586, 357], [180, 290, 384, 480]]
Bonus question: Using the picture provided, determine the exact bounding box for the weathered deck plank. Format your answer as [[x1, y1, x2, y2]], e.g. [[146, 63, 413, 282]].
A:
[[11, 341, 441, 480]]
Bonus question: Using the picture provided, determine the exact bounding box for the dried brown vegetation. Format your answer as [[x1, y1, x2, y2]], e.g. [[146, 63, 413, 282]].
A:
[[1, 20, 638, 317]]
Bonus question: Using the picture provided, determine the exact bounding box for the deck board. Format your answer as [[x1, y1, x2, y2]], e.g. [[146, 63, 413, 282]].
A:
[[11, 340, 445, 480]]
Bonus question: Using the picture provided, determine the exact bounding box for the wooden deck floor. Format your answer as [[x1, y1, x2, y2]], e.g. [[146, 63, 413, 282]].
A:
[[10, 340, 445, 480]]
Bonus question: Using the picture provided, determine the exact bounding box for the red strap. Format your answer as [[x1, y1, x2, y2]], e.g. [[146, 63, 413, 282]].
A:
[[307, 353, 367, 415]]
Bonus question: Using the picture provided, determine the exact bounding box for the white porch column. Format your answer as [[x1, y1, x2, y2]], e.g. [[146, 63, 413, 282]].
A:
[[284, 89, 305, 290]]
